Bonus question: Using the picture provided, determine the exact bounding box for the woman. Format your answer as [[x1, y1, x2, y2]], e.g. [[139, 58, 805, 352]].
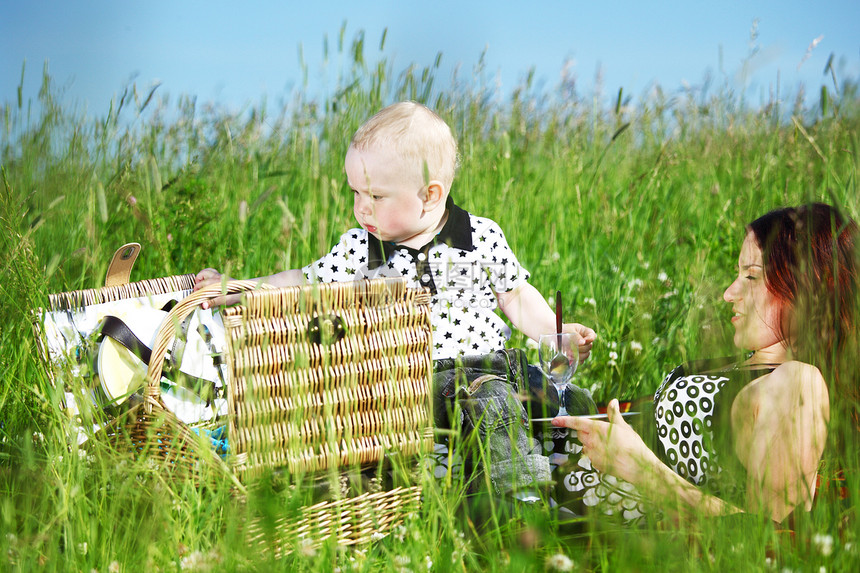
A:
[[552, 203, 858, 524]]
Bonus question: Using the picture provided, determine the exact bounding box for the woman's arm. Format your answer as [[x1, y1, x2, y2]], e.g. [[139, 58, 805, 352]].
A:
[[555, 360, 830, 524], [554, 400, 743, 520]]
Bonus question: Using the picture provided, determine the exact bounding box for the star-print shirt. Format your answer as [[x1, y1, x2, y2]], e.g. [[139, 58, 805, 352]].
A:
[[301, 198, 530, 360]]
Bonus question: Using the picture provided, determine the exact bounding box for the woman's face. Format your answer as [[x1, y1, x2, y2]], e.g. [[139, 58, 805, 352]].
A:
[[723, 232, 788, 353]]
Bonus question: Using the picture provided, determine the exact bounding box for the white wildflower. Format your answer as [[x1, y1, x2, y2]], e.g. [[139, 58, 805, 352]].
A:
[[425, 555, 433, 570], [394, 554, 411, 566], [642, 261, 650, 270], [608, 351, 619, 361], [627, 278, 643, 290], [765, 556, 775, 569], [77, 542, 88, 555], [812, 533, 834, 556], [630, 341, 642, 355], [583, 297, 597, 307], [608, 341, 617, 349], [551, 252, 560, 261], [180, 549, 222, 571], [657, 271, 668, 282], [298, 538, 317, 557], [641, 312, 652, 320], [370, 531, 387, 542], [545, 552, 574, 571], [108, 562, 120, 573]]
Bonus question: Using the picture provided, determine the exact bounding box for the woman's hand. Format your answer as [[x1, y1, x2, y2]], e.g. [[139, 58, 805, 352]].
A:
[[555, 399, 746, 519], [552, 399, 659, 486]]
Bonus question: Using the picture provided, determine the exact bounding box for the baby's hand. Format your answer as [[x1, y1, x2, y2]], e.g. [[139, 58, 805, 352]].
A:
[[562, 323, 597, 364], [193, 268, 239, 309], [194, 268, 223, 290]]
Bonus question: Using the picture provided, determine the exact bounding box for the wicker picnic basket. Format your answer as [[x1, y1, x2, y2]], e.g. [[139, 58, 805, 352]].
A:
[[139, 277, 436, 548], [39, 252, 435, 548]]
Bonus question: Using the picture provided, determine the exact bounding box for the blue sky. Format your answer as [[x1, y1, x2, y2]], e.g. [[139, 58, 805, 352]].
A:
[[2, 1, 858, 117]]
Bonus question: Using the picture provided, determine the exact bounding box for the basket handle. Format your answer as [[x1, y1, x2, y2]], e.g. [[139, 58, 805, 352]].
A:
[[105, 243, 141, 287], [142, 280, 261, 411]]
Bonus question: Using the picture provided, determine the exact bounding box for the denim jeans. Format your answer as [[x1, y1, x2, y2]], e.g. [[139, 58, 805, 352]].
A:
[[433, 349, 552, 494]]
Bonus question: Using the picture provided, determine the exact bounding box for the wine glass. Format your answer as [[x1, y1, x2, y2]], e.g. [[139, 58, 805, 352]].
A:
[[538, 333, 579, 416]]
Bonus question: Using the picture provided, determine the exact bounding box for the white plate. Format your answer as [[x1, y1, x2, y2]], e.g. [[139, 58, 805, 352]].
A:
[[530, 412, 640, 423], [97, 336, 147, 402]]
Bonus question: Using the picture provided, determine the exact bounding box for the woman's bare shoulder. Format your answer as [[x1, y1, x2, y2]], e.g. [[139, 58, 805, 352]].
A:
[[770, 360, 825, 385], [762, 361, 829, 408]]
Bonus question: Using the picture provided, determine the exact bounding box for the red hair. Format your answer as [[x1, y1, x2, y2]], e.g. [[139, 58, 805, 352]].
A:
[[748, 203, 859, 391]]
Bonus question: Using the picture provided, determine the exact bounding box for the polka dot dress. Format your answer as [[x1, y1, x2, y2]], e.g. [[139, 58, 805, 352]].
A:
[[652, 360, 774, 498], [653, 372, 728, 485]]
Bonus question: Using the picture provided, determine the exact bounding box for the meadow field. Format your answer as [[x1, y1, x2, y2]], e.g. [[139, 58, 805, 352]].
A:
[[2, 34, 859, 571]]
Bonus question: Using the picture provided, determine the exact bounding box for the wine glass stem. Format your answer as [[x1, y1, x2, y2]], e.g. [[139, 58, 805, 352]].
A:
[[556, 382, 567, 416]]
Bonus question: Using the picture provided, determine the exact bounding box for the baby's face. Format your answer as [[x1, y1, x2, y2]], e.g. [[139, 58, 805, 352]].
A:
[[345, 145, 436, 247]]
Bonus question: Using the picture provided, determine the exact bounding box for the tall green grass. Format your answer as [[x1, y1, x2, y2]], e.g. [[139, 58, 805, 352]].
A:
[[2, 30, 859, 571]]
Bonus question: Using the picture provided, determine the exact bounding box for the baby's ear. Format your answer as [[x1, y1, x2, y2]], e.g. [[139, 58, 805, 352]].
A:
[[422, 180, 447, 210]]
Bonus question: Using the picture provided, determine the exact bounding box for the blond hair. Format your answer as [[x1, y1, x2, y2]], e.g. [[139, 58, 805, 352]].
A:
[[350, 101, 459, 191]]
